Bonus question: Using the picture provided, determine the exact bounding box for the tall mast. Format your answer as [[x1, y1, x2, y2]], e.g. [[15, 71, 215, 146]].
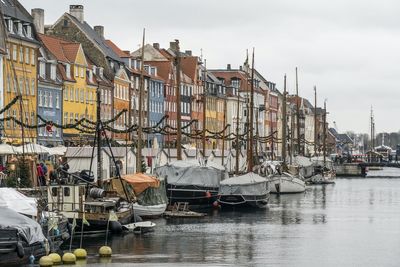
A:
[[247, 48, 255, 172], [323, 100, 327, 167], [221, 97, 227, 166], [202, 60, 207, 157], [136, 28, 145, 172], [370, 106, 374, 151], [235, 82, 240, 175], [295, 67, 301, 156], [314, 86, 317, 157], [281, 74, 287, 171], [96, 86, 102, 185], [175, 40, 182, 160]]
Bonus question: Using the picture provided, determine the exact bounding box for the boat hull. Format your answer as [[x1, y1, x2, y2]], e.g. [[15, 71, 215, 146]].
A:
[[166, 184, 219, 210], [132, 203, 167, 218], [218, 194, 269, 209], [308, 173, 336, 185], [269, 176, 306, 194]]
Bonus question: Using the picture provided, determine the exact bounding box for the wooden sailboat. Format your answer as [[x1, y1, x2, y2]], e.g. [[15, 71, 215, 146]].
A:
[[268, 74, 306, 194]]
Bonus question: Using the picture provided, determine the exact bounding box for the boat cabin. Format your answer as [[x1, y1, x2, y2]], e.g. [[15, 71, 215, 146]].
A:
[[47, 184, 85, 212]]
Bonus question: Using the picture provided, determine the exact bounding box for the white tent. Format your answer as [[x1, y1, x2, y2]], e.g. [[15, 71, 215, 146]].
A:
[[0, 143, 18, 155], [15, 144, 51, 154], [48, 146, 67, 156], [0, 188, 37, 216]]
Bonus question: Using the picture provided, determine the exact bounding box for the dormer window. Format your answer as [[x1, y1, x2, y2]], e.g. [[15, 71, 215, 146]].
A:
[[66, 63, 71, 79], [128, 58, 132, 69], [26, 25, 32, 38], [50, 64, 56, 80], [110, 61, 114, 69], [17, 22, 22, 35], [99, 67, 104, 78], [39, 62, 46, 79], [89, 69, 93, 82], [92, 65, 97, 74], [7, 19, 13, 33]]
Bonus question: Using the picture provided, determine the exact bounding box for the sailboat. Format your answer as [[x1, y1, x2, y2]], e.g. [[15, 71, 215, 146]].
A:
[[268, 74, 306, 194], [217, 48, 269, 208]]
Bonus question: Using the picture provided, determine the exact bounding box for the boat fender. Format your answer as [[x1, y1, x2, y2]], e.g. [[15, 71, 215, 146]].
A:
[[205, 191, 211, 198], [109, 221, 123, 233], [61, 231, 70, 241], [16, 241, 25, 258]]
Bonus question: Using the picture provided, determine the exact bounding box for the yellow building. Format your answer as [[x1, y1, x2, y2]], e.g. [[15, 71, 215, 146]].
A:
[[2, 10, 40, 144], [39, 34, 97, 145]]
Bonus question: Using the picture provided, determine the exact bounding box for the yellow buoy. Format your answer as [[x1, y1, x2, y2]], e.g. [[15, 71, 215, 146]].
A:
[[48, 253, 62, 265], [73, 248, 87, 259], [62, 252, 77, 264], [39, 255, 53, 267], [99, 246, 112, 257]]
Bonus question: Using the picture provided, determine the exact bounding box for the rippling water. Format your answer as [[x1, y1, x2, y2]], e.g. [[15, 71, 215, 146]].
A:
[[62, 176, 400, 267]]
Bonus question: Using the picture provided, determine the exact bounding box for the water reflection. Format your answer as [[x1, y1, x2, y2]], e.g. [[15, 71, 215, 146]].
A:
[[62, 178, 400, 266]]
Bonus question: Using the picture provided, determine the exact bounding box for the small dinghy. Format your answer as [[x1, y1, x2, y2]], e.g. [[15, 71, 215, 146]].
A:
[[122, 221, 156, 234]]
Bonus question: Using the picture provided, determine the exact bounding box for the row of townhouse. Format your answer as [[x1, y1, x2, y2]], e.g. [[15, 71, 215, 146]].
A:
[[0, 1, 336, 158]]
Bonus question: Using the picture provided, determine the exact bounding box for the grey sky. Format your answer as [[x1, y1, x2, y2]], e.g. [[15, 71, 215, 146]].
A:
[[21, 0, 400, 133]]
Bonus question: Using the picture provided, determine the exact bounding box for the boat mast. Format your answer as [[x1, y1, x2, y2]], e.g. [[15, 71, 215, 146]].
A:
[[295, 67, 301, 156], [221, 97, 227, 166], [202, 60, 207, 158], [136, 28, 145, 172], [370, 106, 374, 151], [247, 48, 255, 172], [323, 100, 327, 167], [313, 86, 317, 157], [281, 74, 287, 171], [235, 81, 240, 175], [96, 85, 102, 185], [175, 40, 182, 160]]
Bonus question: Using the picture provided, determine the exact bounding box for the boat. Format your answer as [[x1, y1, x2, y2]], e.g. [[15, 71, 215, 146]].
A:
[[269, 172, 306, 193], [217, 172, 269, 208], [307, 156, 336, 184], [0, 207, 48, 266], [122, 221, 156, 234], [155, 159, 228, 209], [47, 172, 135, 234]]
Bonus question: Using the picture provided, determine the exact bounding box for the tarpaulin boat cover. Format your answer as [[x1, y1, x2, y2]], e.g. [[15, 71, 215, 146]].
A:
[[0, 207, 46, 245], [219, 172, 268, 196], [122, 173, 160, 195], [155, 160, 228, 188], [0, 188, 37, 216]]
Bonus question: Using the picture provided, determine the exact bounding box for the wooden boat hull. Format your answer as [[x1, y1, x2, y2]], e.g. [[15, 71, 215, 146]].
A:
[[166, 184, 219, 209], [218, 194, 269, 209]]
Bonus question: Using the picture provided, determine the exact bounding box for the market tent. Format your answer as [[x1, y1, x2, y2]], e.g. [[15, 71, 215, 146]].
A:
[[0, 143, 18, 155], [15, 143, 51, 154], [48, 146, 67, 156], [0, 188, 37, 216], [122, 173, 160, 195]]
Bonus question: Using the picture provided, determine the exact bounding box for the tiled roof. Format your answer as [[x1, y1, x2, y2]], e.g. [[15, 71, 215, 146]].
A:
[[210, 70, 249, 91], [1, 0, 32, 23], [105, 39, 130, 58], [39, 34, 79, 63], [181, 56, 198, 81]]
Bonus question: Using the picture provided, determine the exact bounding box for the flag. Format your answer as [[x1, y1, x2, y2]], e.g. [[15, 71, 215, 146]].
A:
[[109, 211, 119, 222], [82, 213, 90, 226]]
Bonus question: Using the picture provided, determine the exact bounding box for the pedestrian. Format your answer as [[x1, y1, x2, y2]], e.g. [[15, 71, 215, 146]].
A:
[[36, 163, 45, 186], [40, 162, 48, 177]]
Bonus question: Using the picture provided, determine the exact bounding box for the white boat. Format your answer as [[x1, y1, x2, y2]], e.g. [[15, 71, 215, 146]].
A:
[[122, 221, 156, 233], [308, 157, 336, 184], [132, 203, 167, 218], [269, 172, 306, 194], [308, 170, 335, 184]]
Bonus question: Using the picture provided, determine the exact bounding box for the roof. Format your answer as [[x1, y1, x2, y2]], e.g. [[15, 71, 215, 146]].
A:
[[62, 13, 122, 62], [105, 39, 130, 58], [1, 0, 32, 23], [181, 56, 199, 81], [210, 69, 250, 91], [38, 34, 80, 63], [131, 44, 168, 61]]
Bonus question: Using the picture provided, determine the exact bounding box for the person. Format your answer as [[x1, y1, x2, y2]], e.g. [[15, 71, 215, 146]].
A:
[[37, 163, 45, 186], [40, 162, 48, 177]]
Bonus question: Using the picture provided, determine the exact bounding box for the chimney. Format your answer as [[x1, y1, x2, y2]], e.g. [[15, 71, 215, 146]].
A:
[[185, 50, 192, 56], [227, 64, 231, 70], [169, 40, 179, 52], [153, 43, 160, 50], [69, 5, 84, 23], [239, 65, 242, 71], [94, 25, 104, 39], [31, 8, 44, 34]]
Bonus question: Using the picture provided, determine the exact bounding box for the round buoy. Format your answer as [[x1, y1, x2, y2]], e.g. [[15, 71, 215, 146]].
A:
[[73, 248, 87, 259], [62, 252, 76, 264], [99, 246, 112, 257], [48, 253, 62, 265], [39, 255, 53, 267], [213, 201, 219, 208]]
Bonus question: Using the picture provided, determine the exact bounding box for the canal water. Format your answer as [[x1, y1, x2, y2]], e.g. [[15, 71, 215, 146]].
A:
[[61, 175, 400, 266]]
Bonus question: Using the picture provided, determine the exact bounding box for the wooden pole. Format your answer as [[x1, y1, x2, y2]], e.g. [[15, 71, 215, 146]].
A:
[[222, 97, 227, 166], [96, 87, 102, 185], [295, 67, 301, 156], [136, 28, 145, 172], [281, 75, 287, 171], [235, 83, 240, 175], [314, 86, 317, 157], [248, 48, 255, 172], [175, 40, 182, 160], [202, 60, 207, 157]]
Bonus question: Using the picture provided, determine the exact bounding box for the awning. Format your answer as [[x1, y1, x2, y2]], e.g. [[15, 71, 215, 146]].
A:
[[122, 173, 160, 195]]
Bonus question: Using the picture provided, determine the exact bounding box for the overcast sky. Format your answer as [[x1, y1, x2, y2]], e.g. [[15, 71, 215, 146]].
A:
[[21, 0, 400, 134]]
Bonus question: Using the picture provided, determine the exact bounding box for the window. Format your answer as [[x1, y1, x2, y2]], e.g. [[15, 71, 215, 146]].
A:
[[80, 67, 84, 78], [12, 110, 16, 129], [25, 78, 29, 95], [6, 44, 10, 59], [19, 46, 23, 63], [74, 66, 78, 77], [31, 79, 35, 95], [18, 77, 24, 94], [85, 91, 89, 103], [49, 92, 53, 108], [56, 93, 60, 108], [31, 112, 35, 126], [39, 62, 45, 79], [50, 65, 56, 80], [64, 87, 68, 100], [6, 111, 10, 127], [31, 49, 35, 65], [80, 89, 84, 103], [70, 88, 74, 101], [66, 64, 71, 78], [75, 89, 79, 102], [75, 113, 79, 122], [64, 112, 68, 125], [70, 113, 74, 124], [38, 90, 42, 106], [55, 120, 60, 137], [6, 75, 10, 92], [12, 45, 17, 61], [25, 48, 29, 64], [43, 91, 48, 107]]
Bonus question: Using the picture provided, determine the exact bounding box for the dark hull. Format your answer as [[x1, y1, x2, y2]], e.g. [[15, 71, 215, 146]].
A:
[[218, 194, 269, 209], [0, 229, 46, 266], [42, 218, 70, 252], [166, 184, 219, 210]]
